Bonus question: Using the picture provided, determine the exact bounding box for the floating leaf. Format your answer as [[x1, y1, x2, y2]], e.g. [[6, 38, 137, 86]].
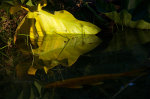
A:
[[14, 3, 101, 41], [105, 10, 150, 29]]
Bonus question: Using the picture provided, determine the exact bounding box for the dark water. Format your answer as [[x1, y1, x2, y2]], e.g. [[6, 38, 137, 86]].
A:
[[0, 29, 150, 99]]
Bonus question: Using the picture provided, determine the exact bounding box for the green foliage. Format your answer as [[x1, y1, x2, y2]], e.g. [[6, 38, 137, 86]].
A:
[[123, 0, 150, 22], [105, 10, 150, 29]]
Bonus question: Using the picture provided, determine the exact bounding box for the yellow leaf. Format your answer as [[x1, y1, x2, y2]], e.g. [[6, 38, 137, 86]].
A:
[[28, 66, 37, 75], [14, 4, 101, 41], [15, 3, 101, 74]]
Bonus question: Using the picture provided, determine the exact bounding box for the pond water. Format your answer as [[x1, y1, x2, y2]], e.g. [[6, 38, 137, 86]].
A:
[[0, 28, 150, 99]]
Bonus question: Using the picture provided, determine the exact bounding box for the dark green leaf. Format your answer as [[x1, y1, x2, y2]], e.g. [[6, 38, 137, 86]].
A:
[[105, 10, 150, 29], [26, 0, 34, 6]]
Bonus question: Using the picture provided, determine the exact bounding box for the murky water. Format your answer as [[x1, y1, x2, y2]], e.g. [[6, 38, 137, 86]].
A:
[[0, 29, 150, 99]]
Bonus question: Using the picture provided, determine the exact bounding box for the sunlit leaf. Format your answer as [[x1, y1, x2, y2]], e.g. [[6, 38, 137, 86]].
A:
[[14, 3, 101, 75], [14, 3, 101, 41], [105, 10, 150, 29]]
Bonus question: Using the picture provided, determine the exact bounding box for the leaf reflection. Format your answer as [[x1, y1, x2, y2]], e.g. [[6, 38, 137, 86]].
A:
[[17, 34, 101, 75], [105, 29, 150, 52]]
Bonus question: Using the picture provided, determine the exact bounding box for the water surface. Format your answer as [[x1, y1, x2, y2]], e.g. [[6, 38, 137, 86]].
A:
[[0, 29, 150, 99]]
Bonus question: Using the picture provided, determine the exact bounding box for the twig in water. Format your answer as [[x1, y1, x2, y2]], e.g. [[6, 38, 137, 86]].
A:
[[112, 73, 146, 98]]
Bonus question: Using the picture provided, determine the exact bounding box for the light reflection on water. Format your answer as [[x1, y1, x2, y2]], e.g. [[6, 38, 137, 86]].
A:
[[16, 34, 101, 75]]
